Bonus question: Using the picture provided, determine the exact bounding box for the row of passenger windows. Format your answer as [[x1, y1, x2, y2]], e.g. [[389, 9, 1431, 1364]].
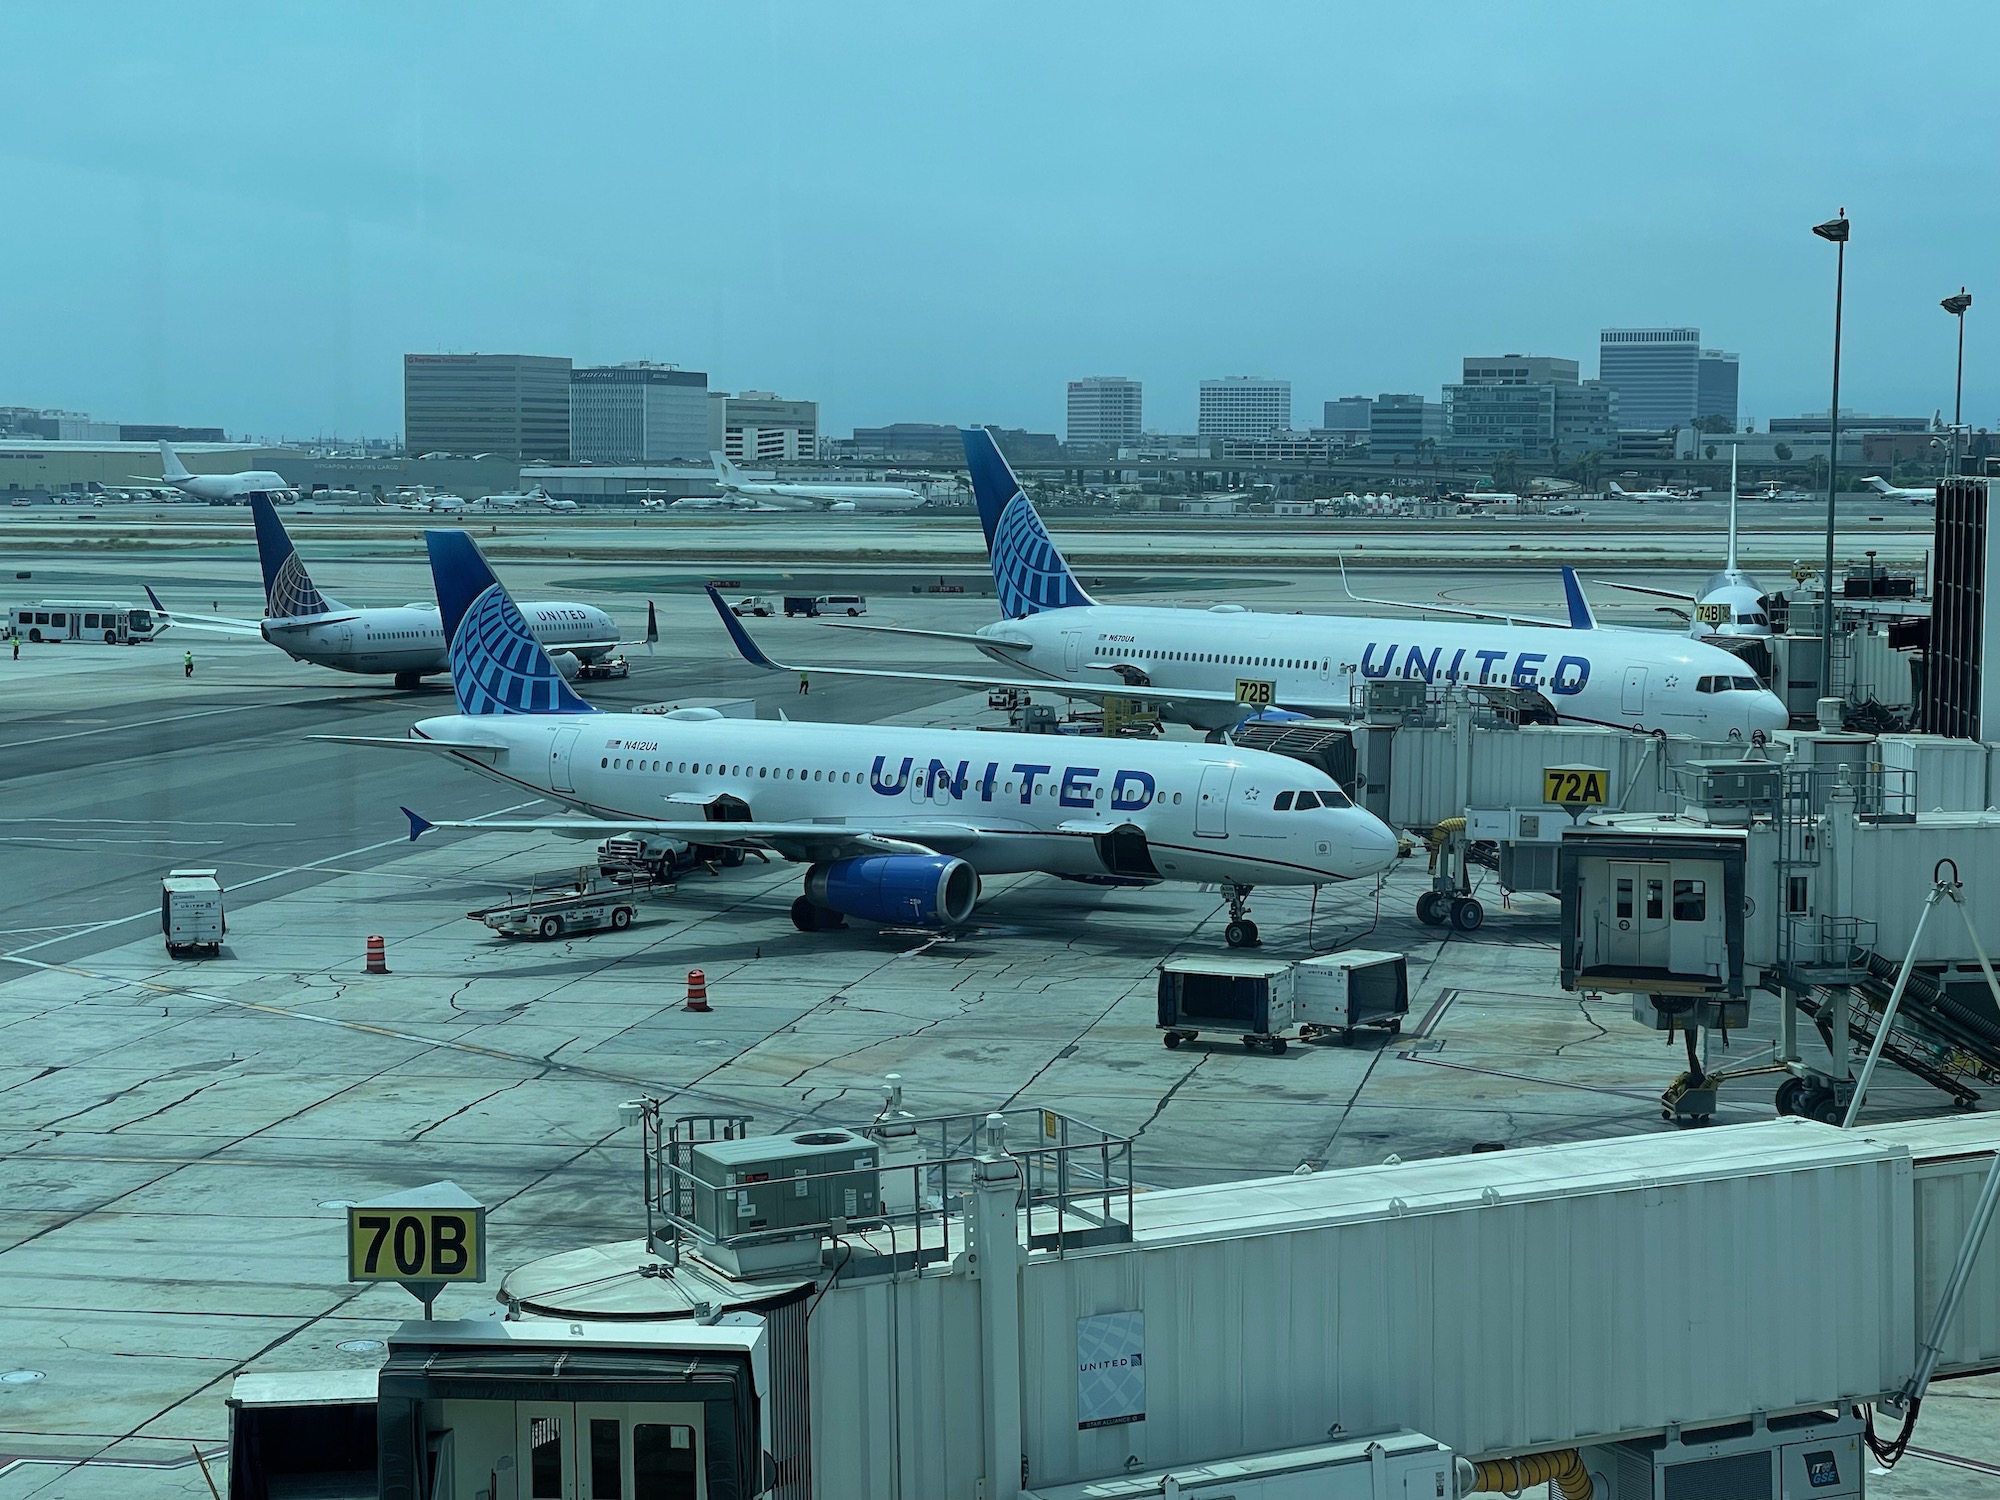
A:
[[1095, 645, 1329, 671], [596, 755, 1192, 803]]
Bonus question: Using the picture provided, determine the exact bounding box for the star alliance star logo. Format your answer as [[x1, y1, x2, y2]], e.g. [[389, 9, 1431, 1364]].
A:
[[1663, 675, 1681, 688]]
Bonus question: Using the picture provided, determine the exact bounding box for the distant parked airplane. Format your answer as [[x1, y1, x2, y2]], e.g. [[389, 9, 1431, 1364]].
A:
[[1861, 475, 1936, 506], [133, 440, 294, 503], [675, 452, 926, 512]]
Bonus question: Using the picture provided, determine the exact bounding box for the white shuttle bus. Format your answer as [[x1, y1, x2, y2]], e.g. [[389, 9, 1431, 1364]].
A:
[[8, 598, 160, 644]]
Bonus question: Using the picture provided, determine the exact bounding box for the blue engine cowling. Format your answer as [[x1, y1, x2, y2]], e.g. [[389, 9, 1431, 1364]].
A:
[[803, 854, 979, 928]]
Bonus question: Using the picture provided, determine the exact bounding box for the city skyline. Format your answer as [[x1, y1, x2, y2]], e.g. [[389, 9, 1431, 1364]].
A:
[[2, 4, 1996, 442]]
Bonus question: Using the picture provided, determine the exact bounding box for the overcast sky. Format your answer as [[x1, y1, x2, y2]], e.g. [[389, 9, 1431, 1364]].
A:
[[3, 2, 1996, 443]]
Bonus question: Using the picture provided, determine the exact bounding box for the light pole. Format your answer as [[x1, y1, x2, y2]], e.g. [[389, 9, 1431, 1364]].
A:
[[1942, 288, 1972, 477], [1813, 210, 1849, 699]]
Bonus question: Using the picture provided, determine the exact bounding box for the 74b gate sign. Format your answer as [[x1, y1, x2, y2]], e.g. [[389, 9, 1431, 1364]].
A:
[[346, 1181, 486, 1284], [1542, 765, 1609, 808]]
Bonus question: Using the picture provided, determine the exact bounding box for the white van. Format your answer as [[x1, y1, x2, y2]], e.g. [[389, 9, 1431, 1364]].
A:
[[817, 594, 867, 617]]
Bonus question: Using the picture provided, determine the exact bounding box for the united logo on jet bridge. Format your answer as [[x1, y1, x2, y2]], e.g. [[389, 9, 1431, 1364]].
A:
[[1357, 641, 1592, 693], [869, 754, 1156, 810]]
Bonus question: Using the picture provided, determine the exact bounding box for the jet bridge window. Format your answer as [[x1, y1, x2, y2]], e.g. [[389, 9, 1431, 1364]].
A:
[[1673, 879, 1707, 921], [1616, 878, 1634, 919]]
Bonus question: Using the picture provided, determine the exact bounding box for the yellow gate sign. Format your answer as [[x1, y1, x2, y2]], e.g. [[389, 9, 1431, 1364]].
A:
[[1234, 678, 1275, 706], [347, 1181, 486, 1285], [1542, 765, 1609, 808]]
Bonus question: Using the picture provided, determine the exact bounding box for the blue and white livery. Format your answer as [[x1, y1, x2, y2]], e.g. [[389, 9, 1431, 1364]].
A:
[[322, 531, 1401, 945], [144, 498, 629, 689], [771, 427, 1787, 739]]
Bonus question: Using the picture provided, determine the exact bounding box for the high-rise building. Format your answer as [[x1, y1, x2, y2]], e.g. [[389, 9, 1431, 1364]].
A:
[[1198, 377, 1291, 440], [1598, 328, 1701, 431], [1697, 350, 1740, 428], [1321, 396, 1373, 434], [404, 353, 572, 461], [569, 364, 709, 463], [1368, 394, 1445, 457], [707, 391, 818, 463], [1445, 356, 1575, 460], [1066, 377, 1143, 448]]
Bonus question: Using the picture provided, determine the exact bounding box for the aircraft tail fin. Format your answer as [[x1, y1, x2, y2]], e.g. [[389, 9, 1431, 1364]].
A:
[[250, 495, 342, 618], [1726, 447, 1740, 572], [1607, 481, 1627, 497], [424, 529, 599, 716], [710, 451, 742, 487], [959, 425, 1094, 619], [158, 440, 192, 483], [1560, 567, 1598, 629], [1861, 475, 1893, 494], [644, 599, 658, 655]]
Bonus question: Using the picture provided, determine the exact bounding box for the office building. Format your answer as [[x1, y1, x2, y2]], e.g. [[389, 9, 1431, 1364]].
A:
[[1442, 356, 1612, 461], [0, 409, 121, 442], [569, 364, 708, 464], [1445, 356, 1574, 460], [1598, 328, 1701, 430], [1321, 396, 1373, 434], [708, 392, 819, 463], [1369, 394, 1445, 457], [1697, 350, 1740, 428], [1066, 377, 1143, 448], [1770, 411, 1930, 435], [1198, 377, 1291, 440], [403, 353, 572, 461], [1554, 381, 1619, 456]]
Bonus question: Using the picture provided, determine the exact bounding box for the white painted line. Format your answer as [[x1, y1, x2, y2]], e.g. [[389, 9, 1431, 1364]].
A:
[[0, 801, 541, 963], [0, 703, 272, 751]]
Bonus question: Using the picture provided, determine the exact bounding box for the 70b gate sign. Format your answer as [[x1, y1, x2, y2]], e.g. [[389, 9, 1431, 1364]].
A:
[[346, 1182, 487, 1284]]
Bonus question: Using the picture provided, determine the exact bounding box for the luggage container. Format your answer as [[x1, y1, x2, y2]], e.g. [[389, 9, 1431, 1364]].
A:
[[1157, 950, 1408, 1053], [161, 868, 225, 957]]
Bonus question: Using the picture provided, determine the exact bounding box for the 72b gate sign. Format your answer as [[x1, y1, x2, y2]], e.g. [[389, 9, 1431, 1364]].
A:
[[346, 1182, 487, 1284]]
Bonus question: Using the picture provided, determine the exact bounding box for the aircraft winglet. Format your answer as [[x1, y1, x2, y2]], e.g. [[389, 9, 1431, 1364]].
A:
[[645, 600, 659, 655], [705, 585, 781, 669], [401, 807, 435, 842], [1560, 567, 1597, 629]]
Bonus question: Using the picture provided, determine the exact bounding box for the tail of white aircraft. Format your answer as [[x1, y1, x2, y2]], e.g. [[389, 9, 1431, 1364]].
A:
[[1861, 476, 1897, 495], [1607, 481, 1628, 497], [159, 441, 193, 483], [711, 452, 744, 489], [1726, 448, 1740, 572]]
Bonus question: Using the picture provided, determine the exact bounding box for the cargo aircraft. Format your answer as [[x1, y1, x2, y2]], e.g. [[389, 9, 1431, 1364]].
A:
[[322, 530, 1401, 946], [726, 427, 1788, 741], [144, 497, 634, 688], [134, 440, 294, 503]]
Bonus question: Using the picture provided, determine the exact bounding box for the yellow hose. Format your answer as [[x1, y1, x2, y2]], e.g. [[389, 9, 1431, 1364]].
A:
[[1426, 817, 1468, 873], [1471, 1449, 1592, 1500]]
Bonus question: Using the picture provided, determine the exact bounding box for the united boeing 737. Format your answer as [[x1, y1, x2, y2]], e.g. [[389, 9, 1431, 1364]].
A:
[[728, 427, 1788, 739], [323, 531, 1400, 946], [146, 497, 629, 688]]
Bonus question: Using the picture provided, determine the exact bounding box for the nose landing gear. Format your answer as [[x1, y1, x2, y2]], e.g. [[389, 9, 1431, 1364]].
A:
[[1223, 885, 1260, 948]]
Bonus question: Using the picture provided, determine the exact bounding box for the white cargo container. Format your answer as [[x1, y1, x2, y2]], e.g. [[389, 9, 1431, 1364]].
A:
[[1157, 952, 1408, 1052], [161, 868, 225, 957]]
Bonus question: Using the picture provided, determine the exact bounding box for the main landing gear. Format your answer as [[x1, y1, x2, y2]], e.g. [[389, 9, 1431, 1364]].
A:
[[1415, 890, 1484, 932], [1223, 885, 1260, 948], [394, 671, 425, 690]]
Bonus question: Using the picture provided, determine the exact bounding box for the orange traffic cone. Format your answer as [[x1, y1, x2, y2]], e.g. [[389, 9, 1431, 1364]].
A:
[[684, 968, 710, 1012], [365, 935, 388, 974]]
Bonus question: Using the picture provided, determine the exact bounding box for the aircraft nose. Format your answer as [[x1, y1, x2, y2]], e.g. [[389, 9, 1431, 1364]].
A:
[[1750, 691, 1789, 733], [1337, 811, 1400, 877]]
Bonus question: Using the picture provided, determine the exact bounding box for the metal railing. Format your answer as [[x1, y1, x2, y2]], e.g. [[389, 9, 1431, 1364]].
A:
[[1780, 913, 1878, 981], [639, 1103, 1135, 1273]]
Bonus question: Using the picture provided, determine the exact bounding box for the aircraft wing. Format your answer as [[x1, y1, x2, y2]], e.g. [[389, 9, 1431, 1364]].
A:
[[311, 734, 510, 760], [400, 807, 983, 861], [1338, 559, 1593, 629], [142, 585, 268, 637], [1593, 580, 1697, 604], [819, 621, 1034, 653], [703, 586, 1247, 716]]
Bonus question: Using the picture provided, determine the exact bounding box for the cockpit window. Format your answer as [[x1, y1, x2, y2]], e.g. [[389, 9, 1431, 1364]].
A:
[[1295, 791, 1321, 810], [1742, 612, 1767, 625], [1274, 791, 1294, 811], [1732, 676, 1759, 691]]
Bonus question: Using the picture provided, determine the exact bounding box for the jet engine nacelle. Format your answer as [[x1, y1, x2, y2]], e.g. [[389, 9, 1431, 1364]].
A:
[[804, 854, 979, 928], [829, 501, 858, 512], [548, 650, 582, 679]]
